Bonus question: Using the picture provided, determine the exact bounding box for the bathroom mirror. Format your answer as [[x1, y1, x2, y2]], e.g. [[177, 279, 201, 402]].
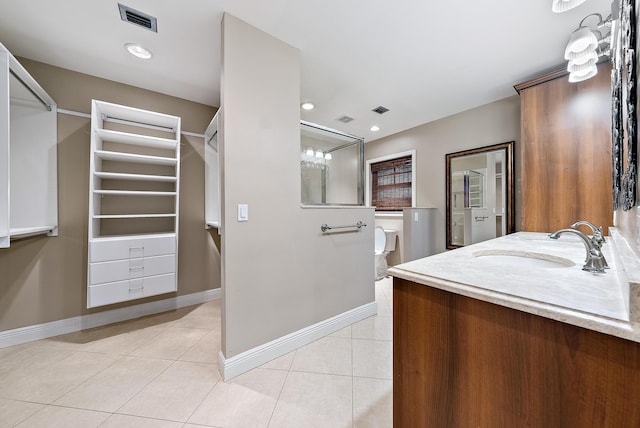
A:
[[611, 0, 637, 211], [445, 141, 515, 250], [300, 121, 364, 206]]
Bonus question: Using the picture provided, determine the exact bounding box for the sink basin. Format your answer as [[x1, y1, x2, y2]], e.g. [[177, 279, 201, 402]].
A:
[[473, 250, 575, 269]]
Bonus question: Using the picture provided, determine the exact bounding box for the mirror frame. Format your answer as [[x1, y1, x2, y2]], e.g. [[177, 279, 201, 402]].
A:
[[612, 0, 637, 211], [445, 141, 515, 250]]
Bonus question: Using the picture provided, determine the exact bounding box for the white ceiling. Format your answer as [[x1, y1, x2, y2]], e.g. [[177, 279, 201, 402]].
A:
[[0, 0, 613, 140]]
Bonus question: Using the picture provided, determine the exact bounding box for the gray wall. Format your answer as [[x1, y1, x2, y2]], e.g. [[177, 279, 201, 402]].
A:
[[365, 95, 521, 255], [220, 15, 375, 359]]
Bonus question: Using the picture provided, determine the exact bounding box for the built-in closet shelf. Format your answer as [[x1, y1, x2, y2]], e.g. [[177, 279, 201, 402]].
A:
[[94, 214, 176, 219], [94, 172, 177, 182], [94, 190, 177, 196], [94, 128, 178, 150], [94, 150, 178, 166], [88, 99, 181, 309], [9, 226, 55, 239]]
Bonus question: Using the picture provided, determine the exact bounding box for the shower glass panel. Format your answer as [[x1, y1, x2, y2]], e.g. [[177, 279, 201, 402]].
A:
[[300, 121, 364, 205]]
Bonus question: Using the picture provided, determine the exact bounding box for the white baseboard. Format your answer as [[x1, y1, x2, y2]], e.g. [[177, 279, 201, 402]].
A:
[[218, 301, 378, 381], [0, 288, 221, 349]]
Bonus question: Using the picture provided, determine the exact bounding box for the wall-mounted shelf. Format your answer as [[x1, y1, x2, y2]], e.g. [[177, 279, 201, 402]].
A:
[[0, 42, 58, 248], [88, 100, 181, 308], [94, 172, 176, 182], [95, 150, 178, 165]]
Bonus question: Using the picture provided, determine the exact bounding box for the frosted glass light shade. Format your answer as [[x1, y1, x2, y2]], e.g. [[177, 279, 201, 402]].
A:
[[567, 56, 598, 73], [552, 0, 588, 13], [567, 48, 598, 65], [564, 28, 598, 58], [569, 66, 598, 82]]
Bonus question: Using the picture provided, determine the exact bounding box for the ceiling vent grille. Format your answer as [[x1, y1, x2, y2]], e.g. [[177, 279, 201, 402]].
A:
[[118, 3, 158, 32], [372, 106, 389, 114], [337, 115, 354, 123]]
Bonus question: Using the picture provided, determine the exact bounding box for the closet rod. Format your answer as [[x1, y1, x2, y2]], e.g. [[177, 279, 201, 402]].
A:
[[103, 115, 176, 133], [9, 69, 52, 111]]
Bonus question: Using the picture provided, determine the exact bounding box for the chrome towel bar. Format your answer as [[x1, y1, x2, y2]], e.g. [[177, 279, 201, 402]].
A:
[[320, 221, 367, 233]]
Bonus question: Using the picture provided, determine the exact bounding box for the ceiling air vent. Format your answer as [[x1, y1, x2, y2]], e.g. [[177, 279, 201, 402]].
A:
[[118, 3, 158, 32], [337, 115, 354, 123], [372, 106, 389, 114]]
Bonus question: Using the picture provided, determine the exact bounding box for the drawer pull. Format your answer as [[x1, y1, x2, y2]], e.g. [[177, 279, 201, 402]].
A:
[[129, 286, 144, 293], [129, 267, 145, 272], [129, 247, 144, 258]]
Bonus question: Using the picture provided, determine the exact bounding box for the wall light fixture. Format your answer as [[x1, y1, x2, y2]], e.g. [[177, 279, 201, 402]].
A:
[[552, 0, 588, 13], [564, 13, 612, 82]]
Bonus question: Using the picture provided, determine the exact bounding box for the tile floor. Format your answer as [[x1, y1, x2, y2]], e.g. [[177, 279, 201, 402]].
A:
[[0, 277, 393, 427]]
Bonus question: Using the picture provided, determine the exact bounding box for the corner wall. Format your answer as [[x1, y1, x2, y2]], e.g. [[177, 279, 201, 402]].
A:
[[221, 14, 374, 359], [364, 96, 521, 255], [0, 59, 219, 332]]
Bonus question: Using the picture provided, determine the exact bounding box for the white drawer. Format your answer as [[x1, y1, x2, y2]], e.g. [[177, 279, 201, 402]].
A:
[[90, 235, 176, 262], [87, 273, 176, 308], [89, 254, 176, 285]]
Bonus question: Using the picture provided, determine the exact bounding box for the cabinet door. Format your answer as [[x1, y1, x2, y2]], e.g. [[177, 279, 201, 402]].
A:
[[519, 64, 613, 233], [89, 235, 176, 262], [88, 273, 176, 307], [89, 254, 175, 285]]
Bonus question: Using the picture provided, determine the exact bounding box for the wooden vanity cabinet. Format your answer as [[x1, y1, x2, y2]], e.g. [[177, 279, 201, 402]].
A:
[[393, 277, 640, 428], [515, 64, 613, 234]]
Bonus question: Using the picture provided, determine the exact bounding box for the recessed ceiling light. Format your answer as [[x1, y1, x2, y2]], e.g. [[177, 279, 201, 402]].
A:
[[125, 43, 153, 59], [301, 102, 315, 110], [370, 125, 380, 132]]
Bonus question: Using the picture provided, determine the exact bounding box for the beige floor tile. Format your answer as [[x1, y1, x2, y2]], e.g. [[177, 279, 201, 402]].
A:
[[351, 314, 392, 341], [14, 405, 109, 428], [128, 327, 209, 360], [117, 360, 219, 422], [135, 306, 194, 326], [268, 371, 352, 428], [0, 398, 44, 428], [189, 368, 286, 428], [352, 339, 392, 380], [81, 324, 167, 355], [179, 330, 221, 364], [0, 351, 118, 403], [0, 346, 70, 376], [35, 323, 131, 352], [100, 414, 184, 427], [54, 356, 172, 412], [328, 325, 352, 338], [260, 351, 296, 371], [289, 336, 352, 376], [169, 302, 221, 330], [353, 377, 392, 428]]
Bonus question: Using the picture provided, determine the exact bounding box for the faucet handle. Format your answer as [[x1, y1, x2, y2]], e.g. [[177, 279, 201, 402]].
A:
[[571, 221, 605, 242]]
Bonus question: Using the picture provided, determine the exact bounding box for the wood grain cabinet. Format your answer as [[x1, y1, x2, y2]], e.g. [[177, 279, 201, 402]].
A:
[[515, 64, 613, 233], [393, 277, 640, 428], [87, 100, 181, 308]]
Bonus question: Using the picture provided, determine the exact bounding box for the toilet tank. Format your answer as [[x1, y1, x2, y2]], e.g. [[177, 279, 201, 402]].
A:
[[384, 229, 398, 252]]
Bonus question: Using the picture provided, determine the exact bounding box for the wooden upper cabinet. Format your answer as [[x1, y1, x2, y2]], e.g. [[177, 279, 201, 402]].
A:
[[515, 63, 613, 234]]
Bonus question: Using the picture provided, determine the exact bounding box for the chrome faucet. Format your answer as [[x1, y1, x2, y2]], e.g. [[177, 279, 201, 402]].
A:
[[549, 229, 607, 273], [570, 220, 609, 269]]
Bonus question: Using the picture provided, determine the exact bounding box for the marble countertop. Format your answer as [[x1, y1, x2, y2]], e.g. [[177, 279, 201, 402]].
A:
[[388, 230, 640, 343]]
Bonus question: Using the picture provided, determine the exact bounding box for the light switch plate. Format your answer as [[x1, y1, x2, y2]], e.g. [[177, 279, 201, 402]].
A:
[[238, 204, 248, 222]]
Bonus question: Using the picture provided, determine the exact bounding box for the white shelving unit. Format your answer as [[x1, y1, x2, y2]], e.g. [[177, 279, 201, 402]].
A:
[[0, 42, 58, 248], [88, 100, 181, 308]]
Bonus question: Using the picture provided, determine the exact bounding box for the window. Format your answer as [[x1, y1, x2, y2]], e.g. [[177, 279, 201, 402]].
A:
[[370, 154, 413, 211]]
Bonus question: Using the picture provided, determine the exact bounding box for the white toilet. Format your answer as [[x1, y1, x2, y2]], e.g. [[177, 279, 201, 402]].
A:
[[374, 227, 398, 280]]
